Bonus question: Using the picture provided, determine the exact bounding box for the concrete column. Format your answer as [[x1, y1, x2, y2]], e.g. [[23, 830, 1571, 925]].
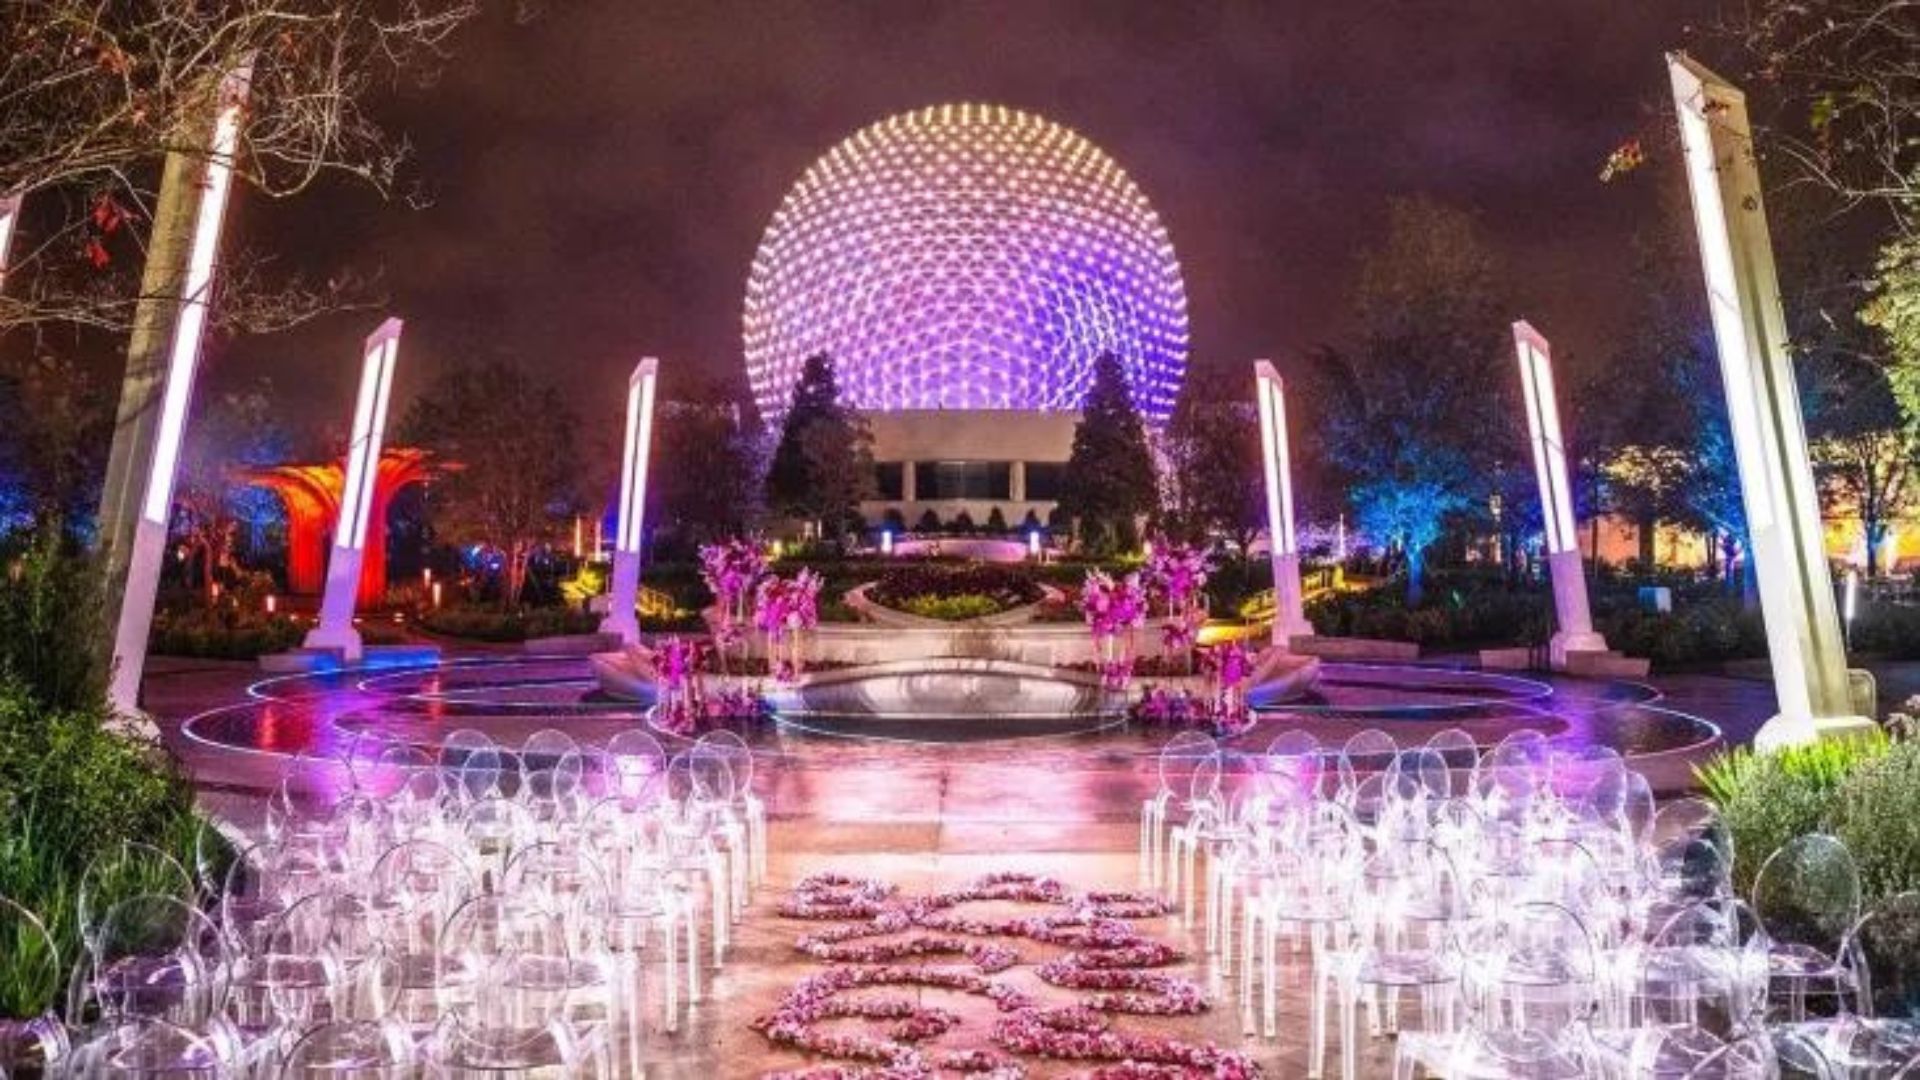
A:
[[901, 460, 917, 502], [1512, 321, 1607, 669], [1009, 460, 1026, 502], [1254, 360, 1315, 645], [305, 319, 404, 662], [600, 358, 660, 645], [99, 64, 252, 713], [1668, 53, 1874, 748]]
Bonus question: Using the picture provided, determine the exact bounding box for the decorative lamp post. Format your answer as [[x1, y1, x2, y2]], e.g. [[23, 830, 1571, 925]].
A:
[[304, 319, 405, 662], [102, 63, 253, 712], [1668, 53, 1874, 747], [1512, 320, 1608, 669], [1254, 360, 1315, 646], [599, 358, 660, 645]]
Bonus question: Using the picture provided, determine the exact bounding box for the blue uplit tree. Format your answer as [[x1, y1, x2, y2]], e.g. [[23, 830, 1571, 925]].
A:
[[1310, 197, 1517, 605]]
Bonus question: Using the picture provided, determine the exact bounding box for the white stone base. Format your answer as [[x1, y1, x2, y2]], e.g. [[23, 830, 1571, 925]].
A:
[[1549, 629, 1610, 671], [302, 624, 363, 663], [1754, 712, 1880, 752]]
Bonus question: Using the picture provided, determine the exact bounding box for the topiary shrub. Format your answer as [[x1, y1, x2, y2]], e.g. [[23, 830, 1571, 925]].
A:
[[916, 509, 942, 533], [950, 510, 976, 534], [985, 506, 1008, 533], [882, 508, 908, 534]]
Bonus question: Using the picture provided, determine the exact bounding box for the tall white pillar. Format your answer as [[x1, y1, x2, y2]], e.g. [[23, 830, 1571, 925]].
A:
[[1668, 53, 1874, 747], [105, 65, 252, 713], [0, 193, 21, 291], [304, 318, 404, 662], [600, 357, 660, 645], [1255, 360, 1315, 645], [1512, 321, 1608, 669]]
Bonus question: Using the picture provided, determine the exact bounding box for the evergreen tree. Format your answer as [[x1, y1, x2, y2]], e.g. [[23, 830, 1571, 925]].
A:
[[765, 354, 873, 538], [1059, 353, 1158, 552]]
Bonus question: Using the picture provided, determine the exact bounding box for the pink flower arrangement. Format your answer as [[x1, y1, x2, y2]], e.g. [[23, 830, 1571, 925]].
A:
[[1146, 541, 1212, 673], [1145, 541, 1211, 611], [754, 568, 823, 684], [1081, 570, 1148, 690], [701, 538, 767, 669]]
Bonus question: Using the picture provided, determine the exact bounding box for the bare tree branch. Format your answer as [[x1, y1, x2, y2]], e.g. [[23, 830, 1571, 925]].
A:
[[0, 0, 478, 337]]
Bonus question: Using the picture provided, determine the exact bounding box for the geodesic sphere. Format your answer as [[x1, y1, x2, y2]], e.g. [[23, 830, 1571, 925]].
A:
[[744, 103, 1188, 425]]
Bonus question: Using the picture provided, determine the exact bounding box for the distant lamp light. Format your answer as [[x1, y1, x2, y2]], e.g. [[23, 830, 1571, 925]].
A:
[[598, 357, 660, 646], [265, 594, 277, 615], [210, 582, 222, 602], [431, 581, 443, 608], [573, 516, 584, 559], [0, 192, 20, 293], [1143, 540, 1154, 559], [881, 529, 894, 556], [1844, 569, 1859, 637], [422, 567, 432, 588], [771, 539, 783, 559], [1028, 530, 1041, 559]]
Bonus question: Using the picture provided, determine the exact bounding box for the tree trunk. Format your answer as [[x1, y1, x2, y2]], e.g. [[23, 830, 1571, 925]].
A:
[[1636, 514, 1656, 568], [1867, 520, 1885, 579], [1406, 546, 1426, 608]]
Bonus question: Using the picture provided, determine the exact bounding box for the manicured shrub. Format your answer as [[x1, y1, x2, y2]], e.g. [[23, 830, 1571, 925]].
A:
[[148, 607, 306, 659], [1698, 729, 1891, 897], [896, 594, 1004, 621], [950, 510, 976, 534], [916, 509, 942, 532], [868, 563, 1044, 613], [417, 604, 600, 642], [1832, 736, 1920, 903], [985, 506, 1008, 533]]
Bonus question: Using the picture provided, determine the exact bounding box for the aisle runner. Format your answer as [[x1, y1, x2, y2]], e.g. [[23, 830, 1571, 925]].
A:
[[753, 872, 1260, 1079]]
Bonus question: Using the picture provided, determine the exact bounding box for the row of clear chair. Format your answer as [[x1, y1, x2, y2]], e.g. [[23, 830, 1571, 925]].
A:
[[21, 722, 768, 1077], [1140, 726, 1920, 1079]]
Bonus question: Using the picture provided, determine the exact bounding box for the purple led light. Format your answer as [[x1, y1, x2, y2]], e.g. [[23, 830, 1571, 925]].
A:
[[744, 103, 1189, 425]]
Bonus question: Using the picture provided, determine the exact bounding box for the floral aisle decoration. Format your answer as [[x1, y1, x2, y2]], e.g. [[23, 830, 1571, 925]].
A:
[[754, 871, 1259, 1078], [755, 568, 823, 684], [650, 635, 769, 736], [699, 538, 768, 666], [1145, 541, 1211, 672], [1130, 642, 1255, 737], [1080, 570, 1148, 691]]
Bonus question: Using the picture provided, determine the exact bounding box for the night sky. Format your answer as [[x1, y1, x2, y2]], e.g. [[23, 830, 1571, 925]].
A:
[[217, 0, 1717, 447]]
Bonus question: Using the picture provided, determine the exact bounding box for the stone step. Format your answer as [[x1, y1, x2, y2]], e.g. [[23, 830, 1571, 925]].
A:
[[1289, 635, 1421, 661], [1565, 649, 1651, 679], [1477, 646, 1538, 671], [522, 632, 624, 656]]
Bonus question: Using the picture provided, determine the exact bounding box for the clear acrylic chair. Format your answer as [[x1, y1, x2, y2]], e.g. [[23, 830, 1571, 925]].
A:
[[1325, 849, 1464, 1080], [0, 895, 70, 1077], [424, 894, 608, 1078], [694, 730, 767, 889], [66, 1016, 237, 1079], [1752, 834, 1862, 1021], [582, 795, 694, 1041], [1141, 731, 1220, 890]]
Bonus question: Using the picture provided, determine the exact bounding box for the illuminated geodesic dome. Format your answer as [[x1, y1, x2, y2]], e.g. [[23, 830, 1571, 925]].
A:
[[744, 103, 1188, 425]]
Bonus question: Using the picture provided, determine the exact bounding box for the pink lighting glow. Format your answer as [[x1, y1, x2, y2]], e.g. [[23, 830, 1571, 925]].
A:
[[744, 103, 1188, 425]]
